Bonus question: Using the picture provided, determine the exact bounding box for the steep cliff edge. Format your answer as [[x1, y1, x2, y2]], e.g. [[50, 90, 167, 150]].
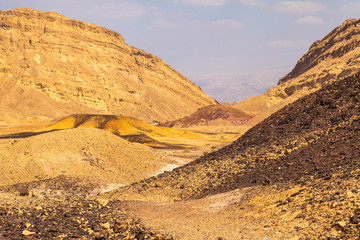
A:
[[0, 8, 215, 123]]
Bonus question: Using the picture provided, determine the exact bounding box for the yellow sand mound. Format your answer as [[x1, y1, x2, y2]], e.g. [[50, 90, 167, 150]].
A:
[[0, 127, 167, 186], [37, 114, 238, 148]]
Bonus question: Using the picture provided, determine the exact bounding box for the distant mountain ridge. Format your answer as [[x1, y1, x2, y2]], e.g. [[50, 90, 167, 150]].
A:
[[0, 8, 216, 122]]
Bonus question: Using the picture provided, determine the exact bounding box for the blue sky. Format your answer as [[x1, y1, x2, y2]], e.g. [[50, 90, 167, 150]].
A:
[[1, 0, 360, 101]]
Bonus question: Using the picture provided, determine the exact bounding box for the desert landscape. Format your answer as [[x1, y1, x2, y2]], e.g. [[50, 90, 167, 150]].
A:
[[0, 6, 360, 240]]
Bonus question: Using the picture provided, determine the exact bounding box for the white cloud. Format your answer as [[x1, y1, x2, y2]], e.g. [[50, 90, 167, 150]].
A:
[[295, 16, 325, 24], [275, 1, 325, 14], [91, 1, 163, 20], [214, 19, 244, 29], [195, 19, 245, 31], [268, 40, 298, 48], [173, 0, 227, 6], [237, 0, 266, 7], [151, 19, 178, 29], [150, 18, 244, 31]]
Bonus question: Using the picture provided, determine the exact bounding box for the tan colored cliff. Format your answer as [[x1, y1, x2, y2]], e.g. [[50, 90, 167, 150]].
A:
[[0, 8, 216, 123], [234, 19, 360, 121]]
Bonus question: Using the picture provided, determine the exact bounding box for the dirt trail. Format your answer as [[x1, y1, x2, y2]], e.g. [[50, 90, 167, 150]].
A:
[[120, 186, 304, 240], [121, 166, 360, 240]]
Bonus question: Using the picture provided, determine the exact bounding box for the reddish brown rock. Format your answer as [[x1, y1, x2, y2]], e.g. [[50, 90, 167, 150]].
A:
[[159, 104, 252, 128]]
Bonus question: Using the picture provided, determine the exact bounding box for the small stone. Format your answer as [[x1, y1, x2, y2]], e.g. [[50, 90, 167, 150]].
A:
[[330, 195, 337, 201], [155, 234, 163, 239], [350, 213, 359, 224], [333, 221, 346, 231], [100, 222, 110, 230], [0, 207, 7, 216], [295, 213, 306, 219], [262, 177, 271, 186], [96, 198, 109, 207], [25, 223, 31, 228], [94, 232, 107, 240], [35, 205, 43, 211], [19, 188, 29, 196], [57, 234, 67, 240], [347, 190, 355, 198], [92, 225, 101, 232], [289, 237, 300, 240], [22, 230, 36, 236]]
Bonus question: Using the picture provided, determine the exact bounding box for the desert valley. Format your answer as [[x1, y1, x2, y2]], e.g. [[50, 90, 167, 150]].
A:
[[0, 7, 360, 240]]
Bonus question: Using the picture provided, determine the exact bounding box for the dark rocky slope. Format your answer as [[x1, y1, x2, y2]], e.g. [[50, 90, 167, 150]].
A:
[[0, 176, 173, 239], [106, 72, 360, 202]]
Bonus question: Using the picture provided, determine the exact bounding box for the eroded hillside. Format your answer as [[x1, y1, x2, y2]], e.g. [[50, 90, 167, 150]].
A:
[[0, 8, 215, 123]]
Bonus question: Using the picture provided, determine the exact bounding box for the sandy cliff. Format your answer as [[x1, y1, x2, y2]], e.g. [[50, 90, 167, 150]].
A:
[[0, 8, 215, 123]]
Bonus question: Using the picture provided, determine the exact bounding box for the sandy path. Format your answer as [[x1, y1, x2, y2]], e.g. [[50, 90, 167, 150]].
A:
[[119, 185, 307, 240]]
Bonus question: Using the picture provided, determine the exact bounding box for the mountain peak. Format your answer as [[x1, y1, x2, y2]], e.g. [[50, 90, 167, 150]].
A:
[[233, 18, 360, 124], [278, 18, 360, 86], [342, 18, 359, 26]]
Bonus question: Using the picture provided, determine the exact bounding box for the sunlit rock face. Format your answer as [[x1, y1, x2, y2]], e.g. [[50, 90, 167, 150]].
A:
[[0, 8, 215, 122]]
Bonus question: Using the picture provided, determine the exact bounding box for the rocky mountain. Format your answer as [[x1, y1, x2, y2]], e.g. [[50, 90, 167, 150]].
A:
[[159, 104, 252, 128], [234, 18, 360, 121], [0, 8, 215, 123]]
